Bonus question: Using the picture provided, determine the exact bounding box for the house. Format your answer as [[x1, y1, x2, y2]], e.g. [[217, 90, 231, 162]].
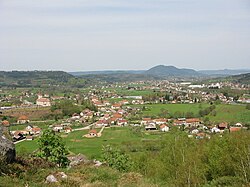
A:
[[173, 119, 185, 126], [229, 127, 241, 133], [107, 117, 116, 125], [93, 101, 104, 107], [119, 100, 129, 105], [186, 118, 201, 127], [103, 100, 111, 106], [96, 120, 109, 128], [36, 97, 51, 107], [190, 129, 199, 134], [71, 113, 81, 120], [1, 120, 10, 127], [88, 129, 97, 137], [17, 115, 30, 124], [80, 109, 91, 116], [113, 113, 122, 119], [211, 126, 220, 133], [25, 125, 33, 131], [141, 118, 152, 125], [117, 109, 127, 115], [31, 127, 41, 135], [145, 123, 157, 131], [235, 123, 243, 127], [64, 127, 72, 133], [160, 124, 169, 132], [218, 122, 228, 132], [53, 125, 64, 132], [111, 103, 121, 110], [132, 100, 144, 105], [26, 136, 34, 141], [117, 119, 128, 126], [13, 131, 25, 141], [154, 118, 167, 125]]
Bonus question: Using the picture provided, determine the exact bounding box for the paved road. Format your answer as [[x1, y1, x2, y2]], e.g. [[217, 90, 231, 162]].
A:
[[72, 123, 95, 131], [14, 138, 26, 144]]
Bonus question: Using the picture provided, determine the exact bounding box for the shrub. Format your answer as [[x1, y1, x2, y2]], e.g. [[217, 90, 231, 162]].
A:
[[101, 145, 133, 172], [36, 130, 69, 167]]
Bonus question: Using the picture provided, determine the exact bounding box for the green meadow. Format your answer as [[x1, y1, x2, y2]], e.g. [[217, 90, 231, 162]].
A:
[[141, 103, 209, 115], [208, 104, 250, 123], [16, 127, 160, 159], [134, 103, 250, 123]]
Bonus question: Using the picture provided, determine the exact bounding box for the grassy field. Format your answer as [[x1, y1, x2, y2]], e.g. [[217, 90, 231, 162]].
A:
[[133, 103, 250, 123], [208, 104, 250, 123], [138, 103, 209, 116], [16, 127, 160, 159], [10, 121, 54, 131]]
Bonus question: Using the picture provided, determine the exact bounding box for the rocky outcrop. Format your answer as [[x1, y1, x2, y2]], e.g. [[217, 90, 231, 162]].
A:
[[46, 172, 68, 183], [0, 125, 16, 163], [68, 153, 90, 167]]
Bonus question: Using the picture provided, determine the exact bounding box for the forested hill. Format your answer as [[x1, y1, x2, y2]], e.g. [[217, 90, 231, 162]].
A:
[[230, 73, 250, 84], [0, 71, 78, 87], [144, 65, 202, 77]]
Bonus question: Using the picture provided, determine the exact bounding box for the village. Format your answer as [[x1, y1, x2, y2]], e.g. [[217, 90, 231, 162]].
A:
[[1, 78, 249, 145]]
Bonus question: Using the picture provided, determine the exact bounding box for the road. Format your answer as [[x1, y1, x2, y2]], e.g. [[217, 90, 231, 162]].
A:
[[72, 123, 95, 131]]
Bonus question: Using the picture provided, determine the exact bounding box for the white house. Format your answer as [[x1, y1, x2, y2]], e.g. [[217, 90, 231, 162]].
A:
[[160, 125, 170, 132], [211, 127, 220, 133], [36, 97, 51, 107]]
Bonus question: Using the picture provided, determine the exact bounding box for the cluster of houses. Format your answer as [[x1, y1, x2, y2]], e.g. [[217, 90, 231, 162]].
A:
[[139, 117, 245, 139], [11, 124, 42, 141]]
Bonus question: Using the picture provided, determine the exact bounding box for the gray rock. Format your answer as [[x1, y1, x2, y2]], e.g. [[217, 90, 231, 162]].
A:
[[68, 153, 89, 167], [57, 172, 68, 179], [46, 172, 68, 183], [46, 175, 58, 183], [0, 126, 15, 163], [94, 160, 102, 167]]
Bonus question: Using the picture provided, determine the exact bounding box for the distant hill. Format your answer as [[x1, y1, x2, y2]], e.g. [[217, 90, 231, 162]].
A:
[[229, 73, 250, 84], [69, 70, 144, 76], [79, 73, 160, 83], [0, 71, 74, 87], [69, 66, 250, 78], [144, 65, 201, 77], [198, 69, 250, 76]]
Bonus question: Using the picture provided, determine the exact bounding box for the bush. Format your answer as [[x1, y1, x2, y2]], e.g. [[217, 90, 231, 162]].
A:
[[101, 145, 133, 172], [36, 130, 69, 167]]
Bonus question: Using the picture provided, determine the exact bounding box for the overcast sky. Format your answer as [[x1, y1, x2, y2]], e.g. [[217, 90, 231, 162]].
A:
[[0, 0, 250, 71]]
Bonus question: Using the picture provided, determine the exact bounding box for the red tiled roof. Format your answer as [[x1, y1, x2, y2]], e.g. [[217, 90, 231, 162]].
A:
[[18, 115, 29, 120], [2, 120, 10, 126], [186, 118, 200, 123], [230, 127, 241, 132], [160, 124, 167, 129], [37, 98, 50, 102], [89, 129, 97, 134], [32, 127, 41, 132], [218, 122, 228, 128]]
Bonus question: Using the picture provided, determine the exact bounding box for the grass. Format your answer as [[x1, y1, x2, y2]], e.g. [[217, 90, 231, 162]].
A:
[[16, 127, 160, 159], [16, 139, 39, 155], [138, 103, 210, 116], [64, 127, 159, 159], [208, 104, 250, 123], [133, 103, 250, 123], [10, 122, 51, 131]]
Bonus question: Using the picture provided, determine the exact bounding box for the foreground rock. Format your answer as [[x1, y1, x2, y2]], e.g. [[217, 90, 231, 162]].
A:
[[46, 172, 68, 183], [46, 175, 58, 183], [0, 125, 15, 163], [68, 153, 90, 167]]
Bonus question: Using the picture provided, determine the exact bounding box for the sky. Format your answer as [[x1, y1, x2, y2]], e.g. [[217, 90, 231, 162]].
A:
[[0, 0, 250, 71]]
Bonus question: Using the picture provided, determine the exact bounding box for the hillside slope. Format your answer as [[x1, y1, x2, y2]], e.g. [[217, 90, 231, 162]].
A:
[[144, 65, 201, 77]]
